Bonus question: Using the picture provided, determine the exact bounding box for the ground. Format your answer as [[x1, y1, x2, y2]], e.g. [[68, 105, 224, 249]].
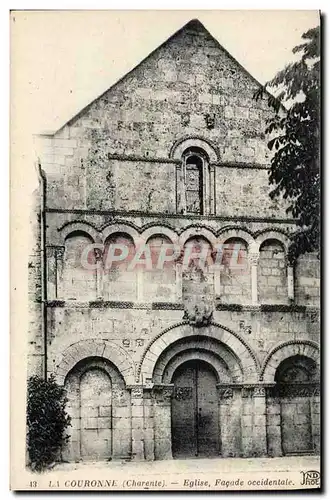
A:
[[55, 455, 320, 472]]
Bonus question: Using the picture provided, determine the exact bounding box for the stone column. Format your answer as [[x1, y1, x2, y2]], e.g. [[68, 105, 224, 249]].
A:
[[287, 264, 294, 301], [129, 386, 145, 461], [94, 247, 103, 300], [249, 253, 259, 305], [213, 261, 221, 300], [203, 160, 210, 215], [46, 246, 57, 300], [62, 376, 80, 462], [143, 389, 155, 461], [175, 263, 182, 301], [209, 164, 216, 215], [252, 387, 267, 457], [54, 246, 65, 299], [266, 386, 282, 457], [241, 387, 254, 457], [176, 162, 186, 214], [137, 268, 143, 302], [152, 385, 174, 460], [218, 386, 241, 457]]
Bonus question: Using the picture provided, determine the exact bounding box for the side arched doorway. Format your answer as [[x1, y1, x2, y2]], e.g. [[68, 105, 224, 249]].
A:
[[63, 356, 131, 462], [171, 359, 219, 458], [275, 355, 318, 455]]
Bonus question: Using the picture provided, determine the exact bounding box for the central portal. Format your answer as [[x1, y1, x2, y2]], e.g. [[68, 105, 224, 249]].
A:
[[171, 359, 219, 458]]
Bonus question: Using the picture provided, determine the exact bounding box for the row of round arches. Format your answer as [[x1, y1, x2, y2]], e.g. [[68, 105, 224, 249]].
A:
[[57, 220, 292, 253], [54, 322, 319, 386]]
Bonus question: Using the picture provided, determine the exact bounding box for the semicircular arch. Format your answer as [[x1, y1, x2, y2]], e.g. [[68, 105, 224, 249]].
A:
[[54, 339, 136, 386], [217, 227, 255, 249], [161, 350, 232, 385], [138, 322, 259, 384], [142, 226, 179, 245], [59, 222, 101, 244], [179, 227, 217, 249], [260, 340, 320, 382], [153, 336, 243, 385], [170, 136, 219, 162], [101, 224, 140, 247], [255, 231, 290, 252]]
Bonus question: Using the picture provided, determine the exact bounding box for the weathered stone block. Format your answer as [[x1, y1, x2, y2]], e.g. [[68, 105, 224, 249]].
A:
[[131, 417, 144, 430], [97, 417, 111, 429], [80, 406, 98, 418], [112, 417, 131, 430]]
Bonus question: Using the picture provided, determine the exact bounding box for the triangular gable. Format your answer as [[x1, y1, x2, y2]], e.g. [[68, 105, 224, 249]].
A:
[[56, 19, 274, 134]]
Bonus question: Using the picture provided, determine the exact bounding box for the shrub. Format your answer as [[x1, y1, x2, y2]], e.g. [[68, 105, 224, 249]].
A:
[[26, 375, 71, 471]]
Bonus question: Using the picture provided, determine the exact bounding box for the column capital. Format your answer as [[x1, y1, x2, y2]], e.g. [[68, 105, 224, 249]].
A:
[[152, 384, 174, 403], [127, 385, 144, 399], [249, 252, 259, 266], [217, 387, 233, 401], [54, 245, 65, 260], [174, 248, 185, 264], [46, 245, 57, 257], [253, 387, 266, 398], [240, 384, 275, 398], [94, 247, 103, 261]]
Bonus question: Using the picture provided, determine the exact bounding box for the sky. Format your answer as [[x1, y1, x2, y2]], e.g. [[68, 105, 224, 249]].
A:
[[11, 10, 319, 134]]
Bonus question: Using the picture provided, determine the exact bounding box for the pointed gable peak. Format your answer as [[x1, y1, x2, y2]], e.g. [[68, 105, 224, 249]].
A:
[[173, 18, 213, 39], [181, 18, 207, 32]]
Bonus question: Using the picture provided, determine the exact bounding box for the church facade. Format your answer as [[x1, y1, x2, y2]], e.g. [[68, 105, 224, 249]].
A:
[[29, 20, 320, 462]]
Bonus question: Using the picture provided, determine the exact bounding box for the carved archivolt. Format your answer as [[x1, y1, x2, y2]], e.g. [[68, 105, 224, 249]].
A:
[[260, 340, 320, 382], [54, 339, 136, 386], [138, 321, 260, 384]]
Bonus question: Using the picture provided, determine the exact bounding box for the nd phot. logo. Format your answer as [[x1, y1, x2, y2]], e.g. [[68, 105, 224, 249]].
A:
[[300, 470, 320, 487]]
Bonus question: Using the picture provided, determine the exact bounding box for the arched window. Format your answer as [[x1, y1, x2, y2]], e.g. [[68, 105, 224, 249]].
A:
[[183, 148, 208, 215]]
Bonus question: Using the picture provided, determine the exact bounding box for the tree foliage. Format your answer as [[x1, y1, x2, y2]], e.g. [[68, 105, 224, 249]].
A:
[[254, 26, 320, 261], [26, 375, 71, 471]]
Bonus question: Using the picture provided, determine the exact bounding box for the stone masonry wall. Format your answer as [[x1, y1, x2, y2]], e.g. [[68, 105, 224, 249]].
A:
[[38, 20, 288, 217], [295, 253, 320, 307], [30, 19, 320, 461], [28, 187, 44, 377], [46, 305, 320, 380]]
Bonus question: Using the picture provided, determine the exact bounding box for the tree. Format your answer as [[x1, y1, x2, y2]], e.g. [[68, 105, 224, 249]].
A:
[[26, 375, 71, 471], [254, 25, 320, 262]]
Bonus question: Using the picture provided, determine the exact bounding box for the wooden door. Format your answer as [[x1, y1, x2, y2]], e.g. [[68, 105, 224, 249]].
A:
[[171, 360, 219, 458]]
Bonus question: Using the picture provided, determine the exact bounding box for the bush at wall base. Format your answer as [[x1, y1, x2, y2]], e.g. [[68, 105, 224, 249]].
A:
[[26, 374, 71, 471]]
